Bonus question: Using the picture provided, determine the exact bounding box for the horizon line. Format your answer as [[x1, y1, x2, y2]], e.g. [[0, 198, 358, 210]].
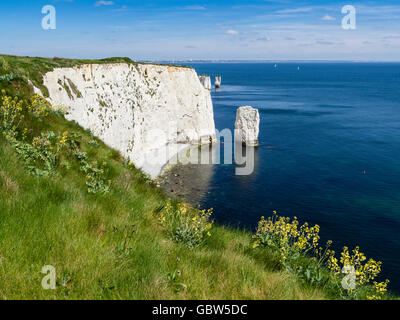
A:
[[143, 59, 400, 63]]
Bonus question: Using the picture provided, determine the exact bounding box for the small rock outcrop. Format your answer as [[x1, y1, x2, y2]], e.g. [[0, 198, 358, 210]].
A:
[[215, 76, 221, 89], [198, 75, 212, 90], [235, 106, 260, 146]]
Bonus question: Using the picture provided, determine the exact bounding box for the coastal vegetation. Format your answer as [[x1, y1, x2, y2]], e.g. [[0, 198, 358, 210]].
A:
[[253, 213, 390, 300], [0, 54, 396, 300], [0, 55, 134, 98]]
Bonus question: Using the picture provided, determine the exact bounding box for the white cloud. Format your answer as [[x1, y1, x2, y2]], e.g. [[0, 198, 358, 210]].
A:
[[276, 7, 313, 14], [226, 30, 239, 35], [107, 25, 130, 30], [112, 5, 129, 12], [182, 6, 206, 10], [321, 15, 336, 21], [94, 1, 114, 7]]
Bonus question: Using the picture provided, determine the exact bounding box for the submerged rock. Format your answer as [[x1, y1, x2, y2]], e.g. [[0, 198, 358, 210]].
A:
[[235, 106, 260, 146], [198, 75, 212, 90]]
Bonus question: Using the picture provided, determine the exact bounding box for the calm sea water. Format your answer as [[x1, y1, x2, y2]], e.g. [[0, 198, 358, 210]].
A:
[[170, 62, 400, 293]]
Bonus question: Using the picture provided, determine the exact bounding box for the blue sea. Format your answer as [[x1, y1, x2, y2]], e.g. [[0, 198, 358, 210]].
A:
[[169, 62, 400, 293]]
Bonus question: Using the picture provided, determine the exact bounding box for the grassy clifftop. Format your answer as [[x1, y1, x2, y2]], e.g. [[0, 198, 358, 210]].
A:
[[0, 54, 190, 99], [0, 54, 395, 300], [0, 54, 136, 98]]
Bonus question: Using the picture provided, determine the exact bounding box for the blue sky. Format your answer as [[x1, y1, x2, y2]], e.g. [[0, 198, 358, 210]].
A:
[[1, 0, 400, 60]]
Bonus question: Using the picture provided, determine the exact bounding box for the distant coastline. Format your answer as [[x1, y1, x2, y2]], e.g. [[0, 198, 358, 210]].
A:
[[142, 59, 400, 64]]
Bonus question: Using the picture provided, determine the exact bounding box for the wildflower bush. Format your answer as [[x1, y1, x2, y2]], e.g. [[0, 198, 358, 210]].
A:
[[0, 91, 110, 194], [28, 94, 51, 118], [15, 132, 58, 176], [75, 151, 110, 195], [1, 92, 52, 136], [0, 91, 24, 134], [253, 211, 320, 264], [159, 201, 213, 248], [0, 93, 60, 176], [253, 211, 390, 300]]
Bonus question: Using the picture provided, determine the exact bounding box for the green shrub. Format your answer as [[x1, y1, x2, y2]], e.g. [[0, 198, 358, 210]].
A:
[[0, 73, 24, 83], [159, 200, 213, 248], [253, 211, 390, 300], [15, 133, 57, 176], [88, 139, 100, 148], [0, 91, 111, 193], [75, 151, 110, 195], [0, 91, 24, 133], [0, 57, 9, 71]]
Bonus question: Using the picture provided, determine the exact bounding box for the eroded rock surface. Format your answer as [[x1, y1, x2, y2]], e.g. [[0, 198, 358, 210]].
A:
[[43, 63, 217, 177], [235, 106, 260, 146]]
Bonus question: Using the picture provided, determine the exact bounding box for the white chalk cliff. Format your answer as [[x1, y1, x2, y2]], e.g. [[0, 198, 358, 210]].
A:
[[42, 63, 217, 178]]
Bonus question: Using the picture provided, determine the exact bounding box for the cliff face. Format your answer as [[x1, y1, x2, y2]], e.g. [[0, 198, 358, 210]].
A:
[[198, 75, 212, 91], [42, 63, 216, 177]]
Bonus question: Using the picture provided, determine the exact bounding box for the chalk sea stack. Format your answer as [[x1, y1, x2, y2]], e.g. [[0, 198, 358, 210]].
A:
[[235, 106, 260, 147], [198, 75, 212, 91], [215, 76, 222, 89]]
